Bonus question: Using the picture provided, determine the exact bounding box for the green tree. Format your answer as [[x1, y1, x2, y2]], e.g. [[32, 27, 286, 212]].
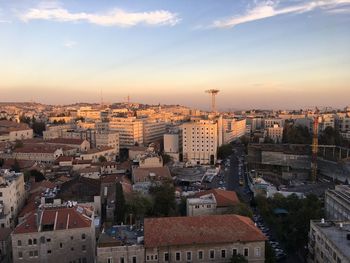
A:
[[114, 182, 126, 224], [283, 124, 312, 144], [126, 192, 153, 221], [217, 144, 233, 159], [11, 159, 21, 173], [19, 115, 31, 124], [30, 170, 45, 182], [149, 182, 176, 217], [230, 254, 248, 263], [98, 155, 107, 163], [32, 121, 46, 136], [162, 153, 171, 165], [224, 203, 253, 218]]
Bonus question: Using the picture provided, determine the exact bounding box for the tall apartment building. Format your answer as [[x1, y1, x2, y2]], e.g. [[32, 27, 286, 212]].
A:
[[266, 124, 284, 143], [182, 120, 218, 165], [11, 204, 96, 263], [0, 170, 26, 228], [142, 119, 166, 145], [325, 185, 350, 221], [263, 118, 284, 129], [308, 220, 350, 263], [222, 118, 246, 143], [109, 117, 144, 147]]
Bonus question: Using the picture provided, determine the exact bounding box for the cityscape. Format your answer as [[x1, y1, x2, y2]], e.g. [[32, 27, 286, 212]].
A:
[[1, 1, 350, 263]]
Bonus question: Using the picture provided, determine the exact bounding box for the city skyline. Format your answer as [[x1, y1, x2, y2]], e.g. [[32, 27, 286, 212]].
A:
[[1, 0, 350, 109]]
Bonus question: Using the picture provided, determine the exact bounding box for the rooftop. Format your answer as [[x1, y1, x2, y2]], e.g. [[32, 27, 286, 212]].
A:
[[195, 189, 239, 207], [312, 220, 350, 260], [13, 204, 93, 235], [144, 214, 266, 248], [98, 225, 144, 247]]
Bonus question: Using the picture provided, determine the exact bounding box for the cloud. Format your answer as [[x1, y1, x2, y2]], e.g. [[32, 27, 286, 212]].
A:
[[212, 0, 350, 28], [63, 40, 77, 48], [20, 6, 180, 27], [0, 20, 12, 23]]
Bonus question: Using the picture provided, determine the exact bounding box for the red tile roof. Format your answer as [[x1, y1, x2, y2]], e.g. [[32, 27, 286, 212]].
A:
[[133, 166, 171, 182], [195, 189, 240, 207], [13, 206, 92, 235], [144, 214, 266, 248]]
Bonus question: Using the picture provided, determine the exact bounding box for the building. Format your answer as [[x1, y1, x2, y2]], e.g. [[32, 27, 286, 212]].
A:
[[263, 118, 284, 129], [325, 185, 350, 221], [266, 124, 284, 143], [144, 215, 266, 263], [187, 189, 240, 217], [96, 225, 145, 263], [109, 117, 144, 147], [182, 120, 218, 165], [221, 118, 247, 143], [308, 220, 350, 263], [142, 119, 166, 145], [11, 204, 96, 263], [80, 146, 117, 163], [0, 120, 33, 142], [132, 166, 172, 193], [0, 227, 12, 263], [0, 170, 26, 228]]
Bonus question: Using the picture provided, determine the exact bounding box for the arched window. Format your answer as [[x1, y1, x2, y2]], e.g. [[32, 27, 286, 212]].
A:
[[28, 239, 32, 245], [81, 233, 86, 240]]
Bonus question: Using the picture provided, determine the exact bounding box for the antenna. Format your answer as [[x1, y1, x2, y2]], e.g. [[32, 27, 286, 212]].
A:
[[205, 89, 220, 113]]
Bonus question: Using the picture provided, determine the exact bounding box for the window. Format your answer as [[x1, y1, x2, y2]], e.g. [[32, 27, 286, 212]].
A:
[[60, 243, 63, 248], [28, 239, 32, 245], [82, 245, 86, 252], [187, 251, 192, 261], [70, 236, 74, 240], [82, 233, 86, 240], [107, 258, 113, 263], [146, 256, 149, 261], [164, 252, 169, 262], [244, 248, 249, 257], [40, 236, 45, 243], [71, 247, 74, 251], [33, 238, 37, 245], [46, 238, 51, 242], [176, 252, 181, 261], [221, 250, 226, 258], [232, 248, 238, 256], [18, 252, 23, 259], [0, 192, 2, 197], [209, 250, 215, 259], [47, 250, 52, 254], [17, 240, 22, 246], [132, 257, 137, 263], [29, 251, 33, 257], [198, 251, 203, 260], [119, 258, 124, 263], [254, 247, 261, 257]]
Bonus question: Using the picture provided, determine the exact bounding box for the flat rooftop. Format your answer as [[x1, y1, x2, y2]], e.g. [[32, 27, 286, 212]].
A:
[[313, 221, 350, 259]]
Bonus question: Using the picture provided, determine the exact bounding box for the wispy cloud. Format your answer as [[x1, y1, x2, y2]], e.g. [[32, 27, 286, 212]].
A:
[[20, 6, 180, 27], [212, 0, 350, 28], [63, 40, 77, 48], [0, 20, 12, 23]]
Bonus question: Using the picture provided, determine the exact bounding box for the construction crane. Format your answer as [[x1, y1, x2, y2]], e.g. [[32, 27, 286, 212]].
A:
[[311, 107, 319, 182], [205, 89, 220, 113]]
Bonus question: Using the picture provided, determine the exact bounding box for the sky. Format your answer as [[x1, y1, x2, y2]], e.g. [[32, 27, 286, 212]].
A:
[[0, 0, 350, 110]]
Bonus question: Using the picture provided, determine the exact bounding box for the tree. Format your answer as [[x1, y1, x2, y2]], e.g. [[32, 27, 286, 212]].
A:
[[11, 159, 21, 173], [30, 170, 45, 182], [14, 140, 23, 149], [217, 144, 233, 159], [32, 121, 46, 136], [98, 155, 107, 163], [230, 254, 248, 263], [126, 192, 152, 221], [283, 124, 312, 144], [114, 182, 126, 224], [149, 182, 176, 217], [162, 153, 171, 165], [224, 203, 253, 218], [19, 115, 31, 124]]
